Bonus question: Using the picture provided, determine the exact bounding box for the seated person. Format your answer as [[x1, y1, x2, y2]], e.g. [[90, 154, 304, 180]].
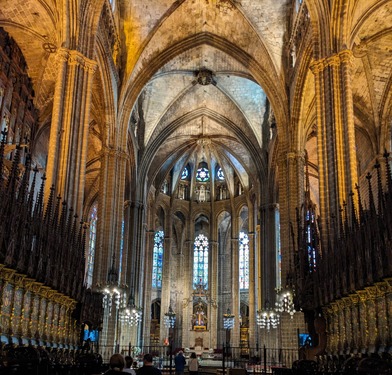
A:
[[105, 354, 125, 374]]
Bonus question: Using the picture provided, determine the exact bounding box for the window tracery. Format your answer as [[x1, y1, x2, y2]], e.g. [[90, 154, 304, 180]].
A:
[[181, 167, 189, 180], [193, 234, 209, 288], [196, 166, 210, 182], [239, 231, 249, 290], [217, 167, 225, 180], [86, 203, 98, 288], [152, 230, 164, 288]]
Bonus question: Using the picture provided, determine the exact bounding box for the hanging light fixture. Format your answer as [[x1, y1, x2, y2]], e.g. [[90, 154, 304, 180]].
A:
[[275, 256, 296, 318], [256, 301, 280, 330], [119, 295, 143, 326], [100, 253, 126, 316], [164, 305, 176, 329], [275, 288, 295, 318]]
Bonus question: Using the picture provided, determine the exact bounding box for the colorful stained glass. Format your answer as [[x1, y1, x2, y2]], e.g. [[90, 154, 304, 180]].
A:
[[193, 234, 209, 288], [306, 211, 317, 271], [217, 167, 225, 180], [152, 230, 164, 288], [196, 167, 210, 182], [119, 220, 124, 282], [239, 231, 249, 290], [86, 203, 98, 288], [181, 167, 189, 180]]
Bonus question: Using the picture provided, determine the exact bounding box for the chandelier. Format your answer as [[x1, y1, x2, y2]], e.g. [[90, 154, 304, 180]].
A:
[[275, 288, 296, 318], [163, 305, 176, 328], [99, 254, 127, 316], [118, 295, 143, 326], [102, 286, 125, 316], [257, 303, 280, 330], [275, 267, 296, 318], [119, 304, 143, 326]]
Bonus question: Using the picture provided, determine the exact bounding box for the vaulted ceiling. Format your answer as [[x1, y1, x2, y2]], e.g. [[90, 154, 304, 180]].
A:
[[1, 0, 391, 207]]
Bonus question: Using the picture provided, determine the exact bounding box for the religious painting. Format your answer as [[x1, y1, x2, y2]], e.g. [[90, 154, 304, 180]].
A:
[[192, 298, 207, 330]]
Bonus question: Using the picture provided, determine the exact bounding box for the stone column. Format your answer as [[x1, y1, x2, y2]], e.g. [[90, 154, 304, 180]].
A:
[[183, 239, 193, 348], [248, 231, 256, 348], [310, 50, 358, 237], [160, 235, 173, 345], [210, 240, 218, 349], [94, 147, 128, 285], [45, 48, 97, 217], [231, 237, 240, 347], [94, 147, 128, 350], [142, 230, 155, 346]]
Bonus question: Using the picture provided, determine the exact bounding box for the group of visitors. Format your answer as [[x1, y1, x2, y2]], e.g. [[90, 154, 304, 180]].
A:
[[105, 353, 159, 375], [175, 351, 199, 375], [105, 351, 199, 375]]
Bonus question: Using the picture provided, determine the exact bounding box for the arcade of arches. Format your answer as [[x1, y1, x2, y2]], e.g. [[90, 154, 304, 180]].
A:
[[0, 0, 392, 364]]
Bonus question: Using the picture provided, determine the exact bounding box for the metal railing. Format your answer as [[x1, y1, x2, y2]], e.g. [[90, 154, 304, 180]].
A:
[[98, 344, 300, 373]]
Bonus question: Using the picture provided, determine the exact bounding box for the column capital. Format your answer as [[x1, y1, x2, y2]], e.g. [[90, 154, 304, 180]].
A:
[[338, 49, 354, 64], [286, 151, 305, 163], [310, 59, 325, 75], [100, 146, 129, 161], [56, 48, 97, 73], [310, 49, 353, 73]]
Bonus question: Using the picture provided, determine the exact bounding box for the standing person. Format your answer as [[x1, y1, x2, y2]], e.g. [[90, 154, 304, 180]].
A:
[[105, 354, 126, 374], [174, 351, 186, 375], [136, 353, 162, 375], [188, 353, 199, 375], [124, 356, 137, 374]]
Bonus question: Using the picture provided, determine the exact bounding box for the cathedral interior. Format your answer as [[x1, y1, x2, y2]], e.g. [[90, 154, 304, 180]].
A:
[[0, 0, 392, 373]]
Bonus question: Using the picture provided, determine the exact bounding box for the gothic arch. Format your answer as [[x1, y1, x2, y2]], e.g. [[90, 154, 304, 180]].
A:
[[118, 33, 289, 151]]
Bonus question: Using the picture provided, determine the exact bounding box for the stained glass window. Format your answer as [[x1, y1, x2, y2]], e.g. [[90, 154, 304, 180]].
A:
[[306, 211, 317, 272], [217, 167, 225, 180], [181, 167, 189, 180], [86, 203, 98, 288], [196, 167, 210, 182], [193, 234, 209, 288], [152, 230, 164, 288], [276, 209, 281, 288], [119, 220, 124, 282], [239, 231, 249, 290]]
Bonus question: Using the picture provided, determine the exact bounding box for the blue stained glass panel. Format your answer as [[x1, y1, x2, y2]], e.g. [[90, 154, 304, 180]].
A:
[[193, 234, 209, 288], [152, 230, 164, 288], [239, 231, 249, 290]]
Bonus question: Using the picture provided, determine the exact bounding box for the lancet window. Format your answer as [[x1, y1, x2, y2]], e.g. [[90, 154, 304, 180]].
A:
[[86, 203, 98, 288], [119, 220, 124, 282], [193, 234, 209, 288], [217, 167, 225, 180], [152, 230, 164, 288], [306, 211, 317, 272], [239, 231, 249, 290], [181, 166, 189, 180]]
